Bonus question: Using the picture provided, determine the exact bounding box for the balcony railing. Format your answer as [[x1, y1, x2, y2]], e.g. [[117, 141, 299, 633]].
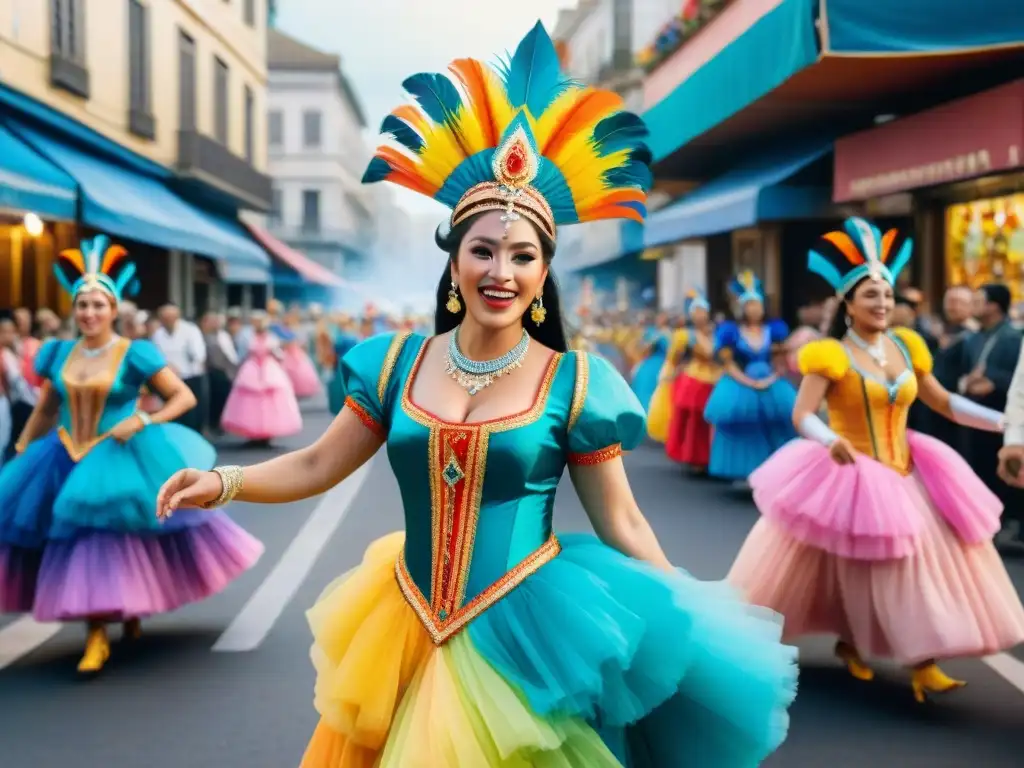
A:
[[636, 0, 729, 74], [177, 130, 273, 211]]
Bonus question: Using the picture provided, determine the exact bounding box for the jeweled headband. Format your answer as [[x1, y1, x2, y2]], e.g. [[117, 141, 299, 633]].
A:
[[807, 217, 912, 297], [361, 22, 653, 244], [54, 235, 137, 302]]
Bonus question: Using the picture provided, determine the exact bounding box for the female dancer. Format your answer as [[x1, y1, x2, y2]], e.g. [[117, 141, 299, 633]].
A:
[[666, 289, 719, 471], [730, 218, 1024, 700], [630, 314, 671, 413], [0, 237, 262, 673], [221, 310, 303, 444], [646, 321, 688, 443], [277, 308, 322, 399], [157, 23, 795, 767], [704, 272, 796, 485]]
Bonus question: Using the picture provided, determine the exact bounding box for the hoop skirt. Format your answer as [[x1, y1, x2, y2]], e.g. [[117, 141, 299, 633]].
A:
[[221, 334, 303, 440], [299, 332, 797, 767], [0, 339, 262, 621], [665, 374, 714, 467]]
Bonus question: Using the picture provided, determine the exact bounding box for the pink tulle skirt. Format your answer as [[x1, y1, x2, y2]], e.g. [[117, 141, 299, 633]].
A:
[[221, 356, 303, 440], [731, 433, 1024, 664], [282, 345, 321, 399]]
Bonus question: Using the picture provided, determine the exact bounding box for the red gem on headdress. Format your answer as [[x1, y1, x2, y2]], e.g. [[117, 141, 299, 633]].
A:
[[505, 145, 526, 176]]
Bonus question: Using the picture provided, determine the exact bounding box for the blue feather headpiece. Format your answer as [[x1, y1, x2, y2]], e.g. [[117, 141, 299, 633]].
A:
[[362, 21, 652, 243], [54, 235, 137, 302], [807, 217, 912, 297], [683, 288, 710, 317], [728, 270, 763, 305]]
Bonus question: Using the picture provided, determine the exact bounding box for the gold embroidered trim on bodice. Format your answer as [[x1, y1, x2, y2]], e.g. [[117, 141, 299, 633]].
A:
[[59, 338, 132, 461]]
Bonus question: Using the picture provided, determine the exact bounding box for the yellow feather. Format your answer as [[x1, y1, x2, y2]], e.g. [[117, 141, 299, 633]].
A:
[[479, 69, 515, 138], [411, 120, 468, 187], [532, 88, 587, 149], [451, 105, 488, 156]]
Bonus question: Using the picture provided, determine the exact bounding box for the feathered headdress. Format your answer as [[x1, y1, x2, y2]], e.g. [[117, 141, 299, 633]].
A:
[[362, 21, 652, 243], [54, 235, 136, 301], [808, 217, 912, 296], [728, 270, 763, 304], [683, 287, 709, 317]]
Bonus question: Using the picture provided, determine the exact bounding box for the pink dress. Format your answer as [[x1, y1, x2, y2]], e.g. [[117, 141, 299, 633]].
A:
[[281, 341, 322, 399], [221, 332, 303, 440], [729, 332, 1024, 665]]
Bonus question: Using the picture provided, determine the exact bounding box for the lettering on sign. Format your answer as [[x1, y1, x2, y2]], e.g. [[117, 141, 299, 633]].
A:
[[845, 145, 1022, 198]]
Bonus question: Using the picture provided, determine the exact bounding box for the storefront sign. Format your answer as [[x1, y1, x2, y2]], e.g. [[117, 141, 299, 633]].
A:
[[833, 79, 1024, 202]]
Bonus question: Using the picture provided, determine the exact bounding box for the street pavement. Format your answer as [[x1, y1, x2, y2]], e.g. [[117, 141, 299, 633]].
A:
[[2, 401, 1023, 767]]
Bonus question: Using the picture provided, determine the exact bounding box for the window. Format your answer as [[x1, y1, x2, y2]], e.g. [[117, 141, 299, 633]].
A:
[[244, 85, 254, 162], [302, 110, 321, 149], [214, 56, 229, 144], [301, 190, 321, 233], [268, 110, 283, 148], [244, 0, 256, 27], [270, 188, 283, 225], [51, 0, 85, 62], [178, 31, 196, 131], [127, 0, 153, 137]]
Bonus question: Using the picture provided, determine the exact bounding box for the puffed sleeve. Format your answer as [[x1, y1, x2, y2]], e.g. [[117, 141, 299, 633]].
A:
[[340, 331, 410, 438], [890, 327, 934, 376], [767, 319, 790, 349], [127, 340, 168, 381], [567, 352, 646, 466], [33, 339, 64, 380], [712, 321, 739, 363], [797, 338, 850, 381]]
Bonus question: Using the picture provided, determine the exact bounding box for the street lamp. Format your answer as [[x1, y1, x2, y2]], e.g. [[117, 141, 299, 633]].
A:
[[23, 212, 43, 236]]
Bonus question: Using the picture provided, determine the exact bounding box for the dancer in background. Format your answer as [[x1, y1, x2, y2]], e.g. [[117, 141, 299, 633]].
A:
[[704, 272, 796, 487], [0, 237, 262, 673], [730, 218, 1024, 701], [277, 307, 322, 399], [645, 319, 689, 443], [326, 317, 360, 417], [158, 23, 795, 767], [666, 290, 719, 473], [221, 310, 303, 445], [629, 314, 671, 413]]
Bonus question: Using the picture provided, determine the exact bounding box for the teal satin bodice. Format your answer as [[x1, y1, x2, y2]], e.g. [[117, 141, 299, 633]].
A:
[[342, 331, 645, 644]]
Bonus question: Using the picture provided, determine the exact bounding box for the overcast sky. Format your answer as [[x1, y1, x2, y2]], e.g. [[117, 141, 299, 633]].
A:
[[275, 0, 575, 215]]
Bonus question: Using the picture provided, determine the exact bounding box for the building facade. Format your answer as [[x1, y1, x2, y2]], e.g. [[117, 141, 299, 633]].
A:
[[266, 28, 374, 296], [0, 0, 273, 316]]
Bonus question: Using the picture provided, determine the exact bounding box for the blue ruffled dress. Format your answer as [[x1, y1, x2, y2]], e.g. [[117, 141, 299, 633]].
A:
[[300, 331, 797, 767], [0, 338, 263, 621], [703, 320, 798, 480], [631, 328, 669, 412]]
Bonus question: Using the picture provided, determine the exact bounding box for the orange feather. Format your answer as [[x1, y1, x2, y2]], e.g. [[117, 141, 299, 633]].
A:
[[375, 147, 439, 196], [59, 248, 86, 273], [579, 203, 645, 223], [391, 105, 429, 136], [880, 229, 898, 262], [448, 59, 498, 146], [100, 244, 128, 275], [822, 231, 865, 265], [542, 89, 624, 158]]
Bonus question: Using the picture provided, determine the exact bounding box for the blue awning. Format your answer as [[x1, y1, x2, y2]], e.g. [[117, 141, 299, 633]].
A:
[[9, 122, 270, 283], [644, 143, 833, 248], [0, 122, 77, 220]]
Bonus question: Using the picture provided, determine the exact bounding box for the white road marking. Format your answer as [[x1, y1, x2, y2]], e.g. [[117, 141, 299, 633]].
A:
[[0, 617, 62, 672], [982, 652, 1024, 695], [212, 462, 372, 652]]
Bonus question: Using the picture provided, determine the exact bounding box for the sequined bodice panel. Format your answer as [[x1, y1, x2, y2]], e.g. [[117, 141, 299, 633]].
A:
[[825, 347, 918, 474]]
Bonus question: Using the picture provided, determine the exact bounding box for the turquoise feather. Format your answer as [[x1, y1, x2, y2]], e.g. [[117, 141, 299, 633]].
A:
[[807, 250, 846, 292], [402, 73, 463, 126], [499, 21, 573, 116], [362, 157, 393, 184], [888, 238, 913, 281], [380, 115, 424, 153], [591, 113, 649, 157]]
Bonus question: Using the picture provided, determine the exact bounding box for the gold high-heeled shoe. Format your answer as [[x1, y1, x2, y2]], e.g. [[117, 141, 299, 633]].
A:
[[123, 618, 142, 641], [910, 663, 966, 703], [835, 640, 874, 681], [77, 626, 111, 674]]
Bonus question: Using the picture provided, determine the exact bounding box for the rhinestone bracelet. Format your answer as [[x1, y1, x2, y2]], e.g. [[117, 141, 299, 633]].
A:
[[203, 465, 245, 509]]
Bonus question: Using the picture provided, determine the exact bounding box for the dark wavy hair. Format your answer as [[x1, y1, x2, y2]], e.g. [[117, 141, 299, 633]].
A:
[[433, 212, 569, 352], [827, 276, 881, 339]]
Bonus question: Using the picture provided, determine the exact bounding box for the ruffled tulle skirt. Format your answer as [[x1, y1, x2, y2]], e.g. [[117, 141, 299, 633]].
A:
[[221, 356, 303, 440], [0, 427, 263, 621], [730, 433, 1024, 664], [703, 376, 796, 480], [645, 374, 675, 443], [665, 376, 714, 467], [301, 533, 797, 767], [283, 345, 323, 399]]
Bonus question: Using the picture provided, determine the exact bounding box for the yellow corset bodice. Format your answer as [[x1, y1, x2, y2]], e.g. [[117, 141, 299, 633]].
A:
[[798, 329, 934, 475]]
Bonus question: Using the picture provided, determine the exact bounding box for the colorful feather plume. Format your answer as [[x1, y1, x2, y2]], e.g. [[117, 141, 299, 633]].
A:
[[728, 270, 763, 303], [683, 288, 710, 316], [807, 217, 912, 296], [363, 21, 652, 228], [55, 235, 137, 301]]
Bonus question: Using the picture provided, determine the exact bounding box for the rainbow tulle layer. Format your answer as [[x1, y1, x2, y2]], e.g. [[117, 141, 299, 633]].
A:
[[750, 431, 1002, 560], [0, 427, 263, 620], [301, 533, 797, 767]]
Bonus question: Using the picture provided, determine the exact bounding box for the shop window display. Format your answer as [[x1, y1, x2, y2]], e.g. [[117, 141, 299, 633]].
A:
[[946, 193, 1024, 301]]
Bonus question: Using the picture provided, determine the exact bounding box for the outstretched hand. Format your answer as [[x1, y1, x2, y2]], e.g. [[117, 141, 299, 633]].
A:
[[156, 469, 223, 520]]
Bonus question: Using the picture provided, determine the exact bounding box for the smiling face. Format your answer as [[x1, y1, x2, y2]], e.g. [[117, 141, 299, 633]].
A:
[[73, 289, 116, 339], [451, 211, 549, 333], [846, 277, 894, 334]]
